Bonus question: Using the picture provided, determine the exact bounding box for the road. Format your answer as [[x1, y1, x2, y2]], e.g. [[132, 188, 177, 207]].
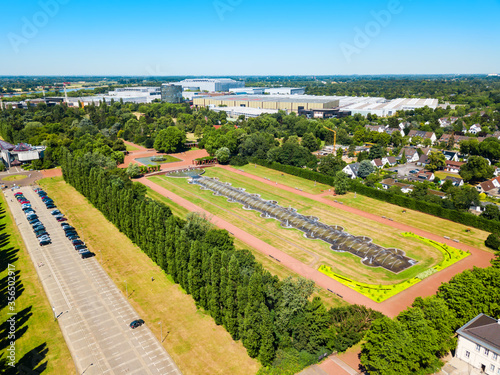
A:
[[6, 187, 182, 375]]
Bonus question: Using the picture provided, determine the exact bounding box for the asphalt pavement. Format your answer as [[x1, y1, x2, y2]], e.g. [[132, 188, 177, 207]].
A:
[[5, 187, 182, 375]]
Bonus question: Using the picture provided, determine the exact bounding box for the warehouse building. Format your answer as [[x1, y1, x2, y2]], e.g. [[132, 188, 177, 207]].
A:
[[174, 78, 244, 92], [209, 106, 279, 119], [0, 141, 45, 168], [264, 87, 306, 95], [193, 95, 340, 112]]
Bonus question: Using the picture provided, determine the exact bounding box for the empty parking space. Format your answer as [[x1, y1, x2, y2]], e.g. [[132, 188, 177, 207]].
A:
[[6, 187, 182, 375]]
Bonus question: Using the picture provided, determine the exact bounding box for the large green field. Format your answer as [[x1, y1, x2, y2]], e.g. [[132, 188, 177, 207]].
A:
[[149, 168, 445, 286], [235, 165, 491, 252], [40, 177, 261, 375], [145, 185, 346, 309], [0, 193, 75, 374]]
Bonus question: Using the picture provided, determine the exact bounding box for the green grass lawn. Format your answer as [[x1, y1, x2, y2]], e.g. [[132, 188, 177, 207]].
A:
[[40, 177, 261, 375], [233, 165, 331, 195], [125, 143, 139, 152], [145, 185, 346, 309], [0, 193, 75, 374], [328, 193, 491, 252], [150, 169, 443, 286], [2, 175, 28, 182]]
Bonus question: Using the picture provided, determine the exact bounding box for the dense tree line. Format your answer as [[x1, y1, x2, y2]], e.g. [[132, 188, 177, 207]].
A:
[[361, 263, 500, 375], [59, 149, 381, 371]]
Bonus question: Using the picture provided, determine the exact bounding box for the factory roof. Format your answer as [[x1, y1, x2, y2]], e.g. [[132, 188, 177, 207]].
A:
[[196, 95, 339, 104]]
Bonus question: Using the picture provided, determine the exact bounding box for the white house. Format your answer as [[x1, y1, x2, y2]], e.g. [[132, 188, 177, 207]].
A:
[[455, 314, 500, 375], [399, 147, 421, 163], [342, 163, 360, 179], [468, 124, 482, 135], [407, 130, 437, 145]]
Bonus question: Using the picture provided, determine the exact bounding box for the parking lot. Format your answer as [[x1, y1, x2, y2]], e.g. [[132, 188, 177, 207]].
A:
[[387, 162, 422, 177], [6, 187, 182, 375]]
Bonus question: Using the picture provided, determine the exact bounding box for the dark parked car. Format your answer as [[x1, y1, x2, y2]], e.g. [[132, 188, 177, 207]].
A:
[[39, 240, 51, 246], [57, 217, 68, 222], [75, 245, 87, 251], [81, 251, 94, 259], [129, 319, 145, 329], [72, 240, 84, 246], [65, 232, 77, 238], [36, 232, 49, 238], [63, 226, 75, 231]]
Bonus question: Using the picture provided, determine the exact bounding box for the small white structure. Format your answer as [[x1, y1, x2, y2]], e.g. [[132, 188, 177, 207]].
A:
[[264, 87, 305, 95], [455, 314, 500, 375], [468, 124, 482, 135]]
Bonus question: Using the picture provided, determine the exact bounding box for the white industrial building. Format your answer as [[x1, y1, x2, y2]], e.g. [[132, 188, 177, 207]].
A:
[[230, 87, 266, 95], [264, 87, 306, 95], [208, 105, 279, 119], [108, 87, 161, 96], [0, 141, 45, 168], [455, 314, 500, 375], [173, 78, 245, 92], [340, 98, 439, 117]]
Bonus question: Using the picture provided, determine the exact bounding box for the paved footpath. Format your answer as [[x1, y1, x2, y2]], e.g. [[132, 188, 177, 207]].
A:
[[6, 187, 182, 375], [141, 171, 493, 318]]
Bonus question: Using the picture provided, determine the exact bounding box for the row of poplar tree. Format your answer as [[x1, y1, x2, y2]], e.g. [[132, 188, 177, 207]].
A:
[[59, 149, 381, 369]]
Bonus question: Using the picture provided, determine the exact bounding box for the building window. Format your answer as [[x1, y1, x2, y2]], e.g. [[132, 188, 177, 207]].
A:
[[465, 351, 470, 358], [476, 344, 481, 352], [494, 353, 498, 361], [486, 349, 490, 356], [490, 364, 495, 372]]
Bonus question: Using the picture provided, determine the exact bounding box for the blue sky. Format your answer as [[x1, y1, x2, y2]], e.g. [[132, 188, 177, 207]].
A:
[[0, 0, 499, 75]]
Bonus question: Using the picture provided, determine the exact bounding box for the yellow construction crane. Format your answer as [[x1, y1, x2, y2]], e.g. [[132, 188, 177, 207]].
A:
[[323, 126, 337, 150]]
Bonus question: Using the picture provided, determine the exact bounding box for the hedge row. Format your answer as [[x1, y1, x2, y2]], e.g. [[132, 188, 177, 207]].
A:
[[250, 158, 500, 234]]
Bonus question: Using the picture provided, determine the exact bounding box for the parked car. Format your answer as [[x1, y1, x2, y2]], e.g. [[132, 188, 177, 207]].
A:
[[46, 204, 56, 209], [72, 240, 84, 246], [63, 226, 75, 231], [74, 245, 87, 251], [39, 240, 51, 246], [36, 232, 49, 238], [68, 235, 79, 241], [57, 217, 67, 222], [61, 223, 70, 227], [129, 319, 145, 329], [81, 251, 94, 259], [33, 226, 45, 232], [65, 232, 78, 238]]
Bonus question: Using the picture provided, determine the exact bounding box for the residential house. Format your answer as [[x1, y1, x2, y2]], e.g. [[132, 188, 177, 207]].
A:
[[342, 163, 361, 179], [443, 151, 459, 161], [365, 125, 385, 133], [416, 170, 435, 181], [445, 160, 465, 173], [384, 127, 405, 137], [380, 178, 414, 194], [468, 124, 482, 135], [444, 176, 464, 187], [416, 154, 430, 167], [382, 156, 398, 166], [371, 159, 384, 169], [438, 117, 459, 128], [455, 314, 500, 375], [399, 147, 421, 163], [399, 122, 411, 130], [408, 130, 437, 145], [477, 177, 500, 195]]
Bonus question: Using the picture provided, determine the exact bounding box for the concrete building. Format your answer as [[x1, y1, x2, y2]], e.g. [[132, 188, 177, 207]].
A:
[[208, 106, 279, 119], [340, 98, 439, 117], [161, 84, 183, 103], [230, 87, 266, 95], [264, 87, 306, 95], [109, 87, 161, 95], [174, 78, 244, 92], [455, 314, 500, 375], [0, 141, 45, 168], [193, 95, 340, 113]]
